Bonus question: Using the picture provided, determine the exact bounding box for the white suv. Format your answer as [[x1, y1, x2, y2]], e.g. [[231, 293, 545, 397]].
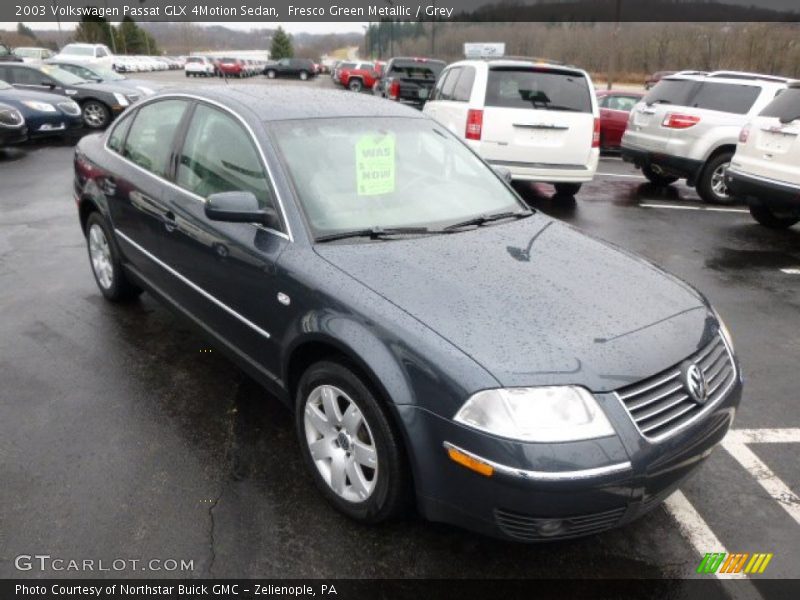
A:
[[621, 71, 789, 204], [423, 58, 600, 196], [184, 56, 216, 77], [726, 81, 800, 229], [53, 43, 115, 70]]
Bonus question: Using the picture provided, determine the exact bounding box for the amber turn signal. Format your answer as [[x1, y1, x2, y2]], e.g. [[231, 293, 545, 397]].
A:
[[447, 447, 494, 477]]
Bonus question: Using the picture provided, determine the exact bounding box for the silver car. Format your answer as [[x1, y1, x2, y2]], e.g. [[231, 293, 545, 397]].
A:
[[621, 71, 789, 204]]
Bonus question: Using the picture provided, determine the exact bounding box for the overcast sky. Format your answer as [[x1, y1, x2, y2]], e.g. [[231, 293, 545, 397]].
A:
[[0, 22, 367, 34]]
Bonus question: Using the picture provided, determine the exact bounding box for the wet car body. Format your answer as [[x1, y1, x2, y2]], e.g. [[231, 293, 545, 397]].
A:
[[0, 101, 27, 145], [73, 87, 742, 541]]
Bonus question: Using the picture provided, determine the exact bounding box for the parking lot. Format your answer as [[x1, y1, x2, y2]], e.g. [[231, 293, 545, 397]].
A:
[[1, 71, 799, 588]]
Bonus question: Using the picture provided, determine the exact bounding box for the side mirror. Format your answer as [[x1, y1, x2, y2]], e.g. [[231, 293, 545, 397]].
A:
[[493, 166, 513, 184], [205, 191, 280, 229], [41, 81, 55, 89]]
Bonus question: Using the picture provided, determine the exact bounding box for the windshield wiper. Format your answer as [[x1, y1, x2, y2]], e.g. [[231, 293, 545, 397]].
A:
[[443, 211, 531, 232], [315, 226, 435, 243]]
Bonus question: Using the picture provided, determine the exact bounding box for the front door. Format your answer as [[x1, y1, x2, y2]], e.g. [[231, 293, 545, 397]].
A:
[[157, 101, 289, 384]]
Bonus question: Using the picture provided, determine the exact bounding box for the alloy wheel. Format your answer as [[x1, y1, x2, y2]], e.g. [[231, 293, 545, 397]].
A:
[[88, 224, 113, 289], [83, 102, 107, 129], [710, 162, 730, 199], [303, 385, 378, 503]]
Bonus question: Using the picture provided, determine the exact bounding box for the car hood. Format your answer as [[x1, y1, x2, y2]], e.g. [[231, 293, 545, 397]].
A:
[[74, 81, 132, 95], [0, 89, 71, 105], [314, 215, 715, 391]]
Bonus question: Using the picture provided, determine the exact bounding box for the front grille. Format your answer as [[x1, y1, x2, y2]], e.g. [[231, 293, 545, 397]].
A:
[[616, 334, 735, 441], [495, 506, 626, 541]]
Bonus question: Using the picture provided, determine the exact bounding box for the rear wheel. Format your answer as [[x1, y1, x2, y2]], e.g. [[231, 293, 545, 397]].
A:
[[697, 151, 735, 204], [642, 164, 678, 187], [749, 205, 800, 229], [85, 212, 142, 302], [296, 360, 410, 523], [554, 183, 582, 197], [299, 70, 309, 81]]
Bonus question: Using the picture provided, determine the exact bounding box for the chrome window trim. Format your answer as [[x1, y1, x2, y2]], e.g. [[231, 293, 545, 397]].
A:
[[615, 332, 738, 444], [115, 229, 271, 340], [103, 93, 293, 242], [443, 442, 632, 481]]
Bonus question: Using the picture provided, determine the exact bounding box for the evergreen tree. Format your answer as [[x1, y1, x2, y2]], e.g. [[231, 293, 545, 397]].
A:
[[17, 23, 37, 41], [270, 27, 293, 59], [74, 16, 113, 47]]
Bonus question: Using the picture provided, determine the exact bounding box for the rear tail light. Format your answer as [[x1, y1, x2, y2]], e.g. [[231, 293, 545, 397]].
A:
[[388, 80, 400, 101], [592, 117, 601, 148], [662, 113, 701, 129], [739, 123, 751, 144], [466, 109, 484, 141]]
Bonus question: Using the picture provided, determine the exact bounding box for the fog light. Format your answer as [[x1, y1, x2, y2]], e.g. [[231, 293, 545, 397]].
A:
[[536, 519, 565, 537], [446, 446, 493, 477]]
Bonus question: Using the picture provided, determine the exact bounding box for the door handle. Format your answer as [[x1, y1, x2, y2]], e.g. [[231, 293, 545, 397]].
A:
[[161, 210, 177, 233]]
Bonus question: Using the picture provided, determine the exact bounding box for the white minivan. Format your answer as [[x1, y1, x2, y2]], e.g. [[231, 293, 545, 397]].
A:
[[423, 58, 600, 196]]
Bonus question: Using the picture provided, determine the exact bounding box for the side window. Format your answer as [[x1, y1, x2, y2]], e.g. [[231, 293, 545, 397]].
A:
[[123, 100, 188, 177], [96, 47, 108, 58], [431, 69, 450, 101], [107, 113, 133, 153], [176, 104, 277, 216], [440, 67, 461, 101], [452, 66, 476, 102], [10, 67, 42, 85], [598, 95, 610, 108]]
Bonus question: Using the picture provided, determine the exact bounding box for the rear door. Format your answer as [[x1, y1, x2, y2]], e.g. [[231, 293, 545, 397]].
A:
[[480, 66, 596, 166], [103, 98, 191, 284], [425, 66, 475, 138]]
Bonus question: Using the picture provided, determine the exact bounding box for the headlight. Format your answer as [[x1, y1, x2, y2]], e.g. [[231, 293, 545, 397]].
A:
[[0, 108, 24, 127], [454, 386, 615, 443], [712, 307, 734, 352], [113, 93, 129, 107], [22, 100, 57, 113], [58, 101, 81, 116]]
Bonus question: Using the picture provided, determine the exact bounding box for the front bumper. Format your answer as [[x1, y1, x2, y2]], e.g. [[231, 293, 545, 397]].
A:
[[726, 168, 800, 209], [622, 145, 704, 183], [0, 125, 28, 145], [398, 372, 741, 542]]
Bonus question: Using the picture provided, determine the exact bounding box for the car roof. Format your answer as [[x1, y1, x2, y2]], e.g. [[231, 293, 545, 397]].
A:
[[156, 86, 425, 121], [664, 72, 788, 87], [453, 58, 586, 74]]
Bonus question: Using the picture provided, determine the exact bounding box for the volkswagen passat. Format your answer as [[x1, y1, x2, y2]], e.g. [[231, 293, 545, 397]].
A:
[[73, 87, 742, 541]]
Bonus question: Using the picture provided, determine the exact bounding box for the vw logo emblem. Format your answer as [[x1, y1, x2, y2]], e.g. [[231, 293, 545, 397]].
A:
[[681, 362, 708, 405]]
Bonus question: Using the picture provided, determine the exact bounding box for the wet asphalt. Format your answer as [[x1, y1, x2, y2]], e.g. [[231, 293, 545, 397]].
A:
[[0, 72, 798, 584]]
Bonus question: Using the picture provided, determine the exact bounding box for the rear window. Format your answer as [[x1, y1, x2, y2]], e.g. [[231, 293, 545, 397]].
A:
[[389, 61, 443, 80], [186, 57, 202, 63], [485, 68, 591, 112], [61, 45, 95, 57], [644, 78, 760, 114], [760, 87, 800, 122]]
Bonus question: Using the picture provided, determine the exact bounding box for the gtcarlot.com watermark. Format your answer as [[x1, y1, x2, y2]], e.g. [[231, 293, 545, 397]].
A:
[[14, 554, 194, 573]]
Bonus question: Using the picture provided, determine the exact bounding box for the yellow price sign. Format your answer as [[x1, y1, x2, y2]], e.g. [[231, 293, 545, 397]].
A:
[[355, 133, 396, 196]]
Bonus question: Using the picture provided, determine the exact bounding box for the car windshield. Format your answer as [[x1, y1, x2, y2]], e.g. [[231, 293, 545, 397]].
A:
[[14, 48, 38, 58], [38, 65, 86, 85], [61, 46, 95, 57], [270, 117, 526, 238], [93, 67, 124, 81]]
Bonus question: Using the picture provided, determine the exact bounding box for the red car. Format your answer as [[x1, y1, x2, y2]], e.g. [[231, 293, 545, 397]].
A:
[[218, 57, 244, 78], [596, 90, 644, 152], [337, 61, 379, 92]]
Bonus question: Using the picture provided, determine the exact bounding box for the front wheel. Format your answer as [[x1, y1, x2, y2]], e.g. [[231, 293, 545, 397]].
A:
[[85, 212, 142, 302], [642, 164, 678, 187], [266, 70, 276, 79], [299, 70, 309, 81], [348, 79, 363, 92], [82, 100, 111, 130], [296, 360, 410, 523], [697, 152, 735, 204], [750, 205, 800, 229], [554, 183, 582, 197]]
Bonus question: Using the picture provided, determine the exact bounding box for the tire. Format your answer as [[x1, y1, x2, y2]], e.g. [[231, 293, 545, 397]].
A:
[[85, 212, 142, 302], [81, 100, 111, 130], [299, 70, 309, 81], [697, 151, 735, 204], [348, 78, 363, 92], [554, 183, 582, 197], [266, 70, 276, 79], [642, 164, 678, 187], [296, 360, 410, 523], [749, 204, 800, 229]]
